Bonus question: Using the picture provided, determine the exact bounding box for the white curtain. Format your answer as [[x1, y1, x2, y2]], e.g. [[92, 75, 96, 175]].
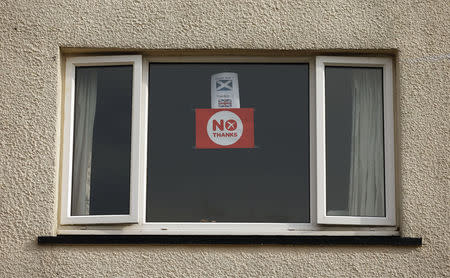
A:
[[71, 69, 98, 216], [348, 69, 385, 217]]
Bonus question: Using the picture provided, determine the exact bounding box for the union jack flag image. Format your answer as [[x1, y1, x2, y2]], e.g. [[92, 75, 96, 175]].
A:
[[218, 99, 232, 107]]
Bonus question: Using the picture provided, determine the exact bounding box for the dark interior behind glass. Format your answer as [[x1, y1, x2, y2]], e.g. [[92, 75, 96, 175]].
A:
[[147, 63, 310, 223], [325, 66, 385, 216], [72, 66, 132, 215]]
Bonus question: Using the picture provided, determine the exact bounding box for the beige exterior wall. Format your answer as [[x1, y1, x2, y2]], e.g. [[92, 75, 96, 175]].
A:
[[0, 0, 448, 276]]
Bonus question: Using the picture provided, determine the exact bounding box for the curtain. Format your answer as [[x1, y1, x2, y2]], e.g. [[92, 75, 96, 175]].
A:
[[71, 68, 98, 216], [348, 69, 385, 217]]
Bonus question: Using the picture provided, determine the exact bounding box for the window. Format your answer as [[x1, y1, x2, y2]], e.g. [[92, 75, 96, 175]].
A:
[[59, 55, 396, 234], [316, 56, 395, 225], [60, 55, 143, 224], [147, 63, 310, 224]]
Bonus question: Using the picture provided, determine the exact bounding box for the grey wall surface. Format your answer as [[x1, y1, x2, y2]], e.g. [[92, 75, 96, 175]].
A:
[[0, 0, 448, 277]]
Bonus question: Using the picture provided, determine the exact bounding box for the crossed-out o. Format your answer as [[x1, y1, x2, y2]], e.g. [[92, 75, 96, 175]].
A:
[[225, 119, 237, 131]]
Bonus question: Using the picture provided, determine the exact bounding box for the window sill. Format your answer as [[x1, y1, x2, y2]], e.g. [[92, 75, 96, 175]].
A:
[[38, 235, 422, 246]]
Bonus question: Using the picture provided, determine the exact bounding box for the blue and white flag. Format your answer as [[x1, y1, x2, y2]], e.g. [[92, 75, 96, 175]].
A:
[[211, 72, 240, 108]]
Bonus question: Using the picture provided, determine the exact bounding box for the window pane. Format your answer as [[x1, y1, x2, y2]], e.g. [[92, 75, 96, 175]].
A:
[[71, 66, 133, 216], [147, 63, 309, 223], [325, 67, 385, 217]]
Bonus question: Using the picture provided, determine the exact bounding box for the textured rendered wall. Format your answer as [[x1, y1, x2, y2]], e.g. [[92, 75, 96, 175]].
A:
[[0, 0, 448, 277]]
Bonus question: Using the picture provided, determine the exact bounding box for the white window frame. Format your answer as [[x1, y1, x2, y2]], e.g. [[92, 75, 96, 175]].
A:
[[139, 57, 318, 234], [58, 55, 398, 235], [315, 56, 396, 226], [60, 55, 143, 224]]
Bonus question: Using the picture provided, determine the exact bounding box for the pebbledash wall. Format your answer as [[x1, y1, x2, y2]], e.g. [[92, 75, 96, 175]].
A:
[[0, 0, 448, 277]]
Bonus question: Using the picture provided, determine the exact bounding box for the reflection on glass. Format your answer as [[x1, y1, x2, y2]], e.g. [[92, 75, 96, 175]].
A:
[[71, 66, 132, 216], [147, 64, 310, 223], [325, 67, 385, 217]]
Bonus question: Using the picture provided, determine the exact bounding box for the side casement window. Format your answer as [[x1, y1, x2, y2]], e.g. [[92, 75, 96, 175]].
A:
[[316, 56, 396, 225], [61, 56, 143, 224], [60, 55, 395, 233]]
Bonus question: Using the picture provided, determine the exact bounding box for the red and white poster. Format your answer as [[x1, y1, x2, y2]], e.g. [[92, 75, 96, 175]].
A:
[[195, 108, 254, 149]]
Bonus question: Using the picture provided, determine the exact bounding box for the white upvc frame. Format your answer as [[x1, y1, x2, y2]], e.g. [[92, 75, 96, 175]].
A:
[[315, 56, 396, 226], [58, 55, 399, 235], [60, 55, 143, 224], [140, 56, 318, 234]]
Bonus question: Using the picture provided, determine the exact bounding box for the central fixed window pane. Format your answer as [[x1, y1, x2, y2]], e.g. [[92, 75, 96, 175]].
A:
[[146, 63, 309, 223]]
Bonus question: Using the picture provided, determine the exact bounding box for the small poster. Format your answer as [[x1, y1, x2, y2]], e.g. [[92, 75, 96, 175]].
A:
[[195, 108, 254, 149], [211, 72, 240, 108]]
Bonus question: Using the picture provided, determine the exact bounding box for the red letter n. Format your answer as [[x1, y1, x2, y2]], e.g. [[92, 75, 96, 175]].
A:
[[213, 120, 224, 131]]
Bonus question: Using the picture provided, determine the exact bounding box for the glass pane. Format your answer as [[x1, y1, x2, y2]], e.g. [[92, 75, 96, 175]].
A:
[[147, 63, 309, 223], [71, 66, 133, 216], [325, 66, 385, 217]]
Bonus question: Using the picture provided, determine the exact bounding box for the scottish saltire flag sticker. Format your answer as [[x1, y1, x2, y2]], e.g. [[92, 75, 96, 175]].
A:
[[216, 79, 233, 91], [211, 72, 240, 108]]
